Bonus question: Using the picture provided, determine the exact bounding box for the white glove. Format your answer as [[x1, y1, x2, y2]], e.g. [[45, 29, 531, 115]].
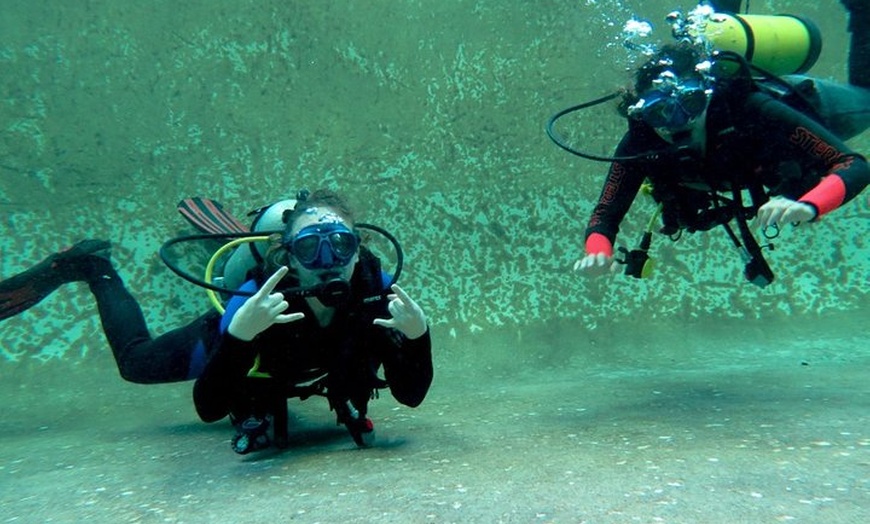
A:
[[573, 252, 619, 276], [228, 266, 305, 341], [756, 197, 816, 228], [373, 284, 428, 339]]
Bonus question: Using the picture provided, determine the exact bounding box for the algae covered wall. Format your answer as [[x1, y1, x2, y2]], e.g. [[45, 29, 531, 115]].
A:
[[1, 0, 866, 364]]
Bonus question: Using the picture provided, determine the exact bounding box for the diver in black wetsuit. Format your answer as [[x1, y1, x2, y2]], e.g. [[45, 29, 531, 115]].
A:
[[574, 1, 870, 284], [0, 189, 433, 452], [193, 190, 431, 452]]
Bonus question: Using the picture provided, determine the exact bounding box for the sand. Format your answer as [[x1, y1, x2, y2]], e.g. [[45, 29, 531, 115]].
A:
[[2, 311, 867, 523]]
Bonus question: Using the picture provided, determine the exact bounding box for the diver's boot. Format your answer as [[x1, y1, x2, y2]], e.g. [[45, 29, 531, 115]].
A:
[[230, 415, 272, 455], [335, 400, 375, 448], [0, 239, 112, 321]]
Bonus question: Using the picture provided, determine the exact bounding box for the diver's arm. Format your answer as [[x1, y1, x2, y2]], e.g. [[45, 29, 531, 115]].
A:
[[577, 145, 647, 276], [575, 164, 640, 276], [372, 284, 433, 407], [797, 154, 870, 217], [749, 92, 870, 219], [379, 328, 433, 408], [584, 159, 644, 254], [583, 129, 651, 256], [193, 268, 303, 422]]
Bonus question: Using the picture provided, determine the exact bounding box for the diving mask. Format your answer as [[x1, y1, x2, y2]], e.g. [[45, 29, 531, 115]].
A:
[[284, 223, 359, 270], [630, 77, 711, 130]]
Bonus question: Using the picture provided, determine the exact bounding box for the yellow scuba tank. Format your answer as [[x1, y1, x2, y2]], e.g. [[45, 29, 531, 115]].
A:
[[702, 13, 823, 75]]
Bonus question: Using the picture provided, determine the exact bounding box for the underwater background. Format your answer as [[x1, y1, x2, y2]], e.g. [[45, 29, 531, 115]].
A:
[[1, 0, 867, 522]]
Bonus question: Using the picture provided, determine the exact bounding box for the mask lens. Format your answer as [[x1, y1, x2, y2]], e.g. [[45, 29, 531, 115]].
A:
[[292, 235, 322, 263], [678, 88, 708, 118], [641, 96, 679, 129], [329, 232, 358, 260]]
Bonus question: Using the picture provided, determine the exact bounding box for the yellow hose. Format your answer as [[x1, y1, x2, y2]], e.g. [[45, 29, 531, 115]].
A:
[[205, 236, 271, 313]]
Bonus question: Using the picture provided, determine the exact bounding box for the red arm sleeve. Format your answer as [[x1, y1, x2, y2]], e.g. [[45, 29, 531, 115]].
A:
[[585, 232, 614, 257], [798, 174, 847, 218]]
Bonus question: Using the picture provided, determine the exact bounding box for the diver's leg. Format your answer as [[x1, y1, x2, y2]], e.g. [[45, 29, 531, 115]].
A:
[[84, 257, 222, 384], [709, 1, 742, 14], [844, 0, 870, 87], [789, 2, 870, 140], [0, 240, 219, 384]]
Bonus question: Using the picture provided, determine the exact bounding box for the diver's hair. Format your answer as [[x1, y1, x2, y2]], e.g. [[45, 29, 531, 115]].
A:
[[263, 231, 295, 278], [262, 189, 357, 273], [618, 42, 707, 117], [283, 188, 356, 228]]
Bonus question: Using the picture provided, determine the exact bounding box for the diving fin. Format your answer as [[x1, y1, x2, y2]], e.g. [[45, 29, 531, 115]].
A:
[[0, 239, 111, 321], [0, 280, 52, 321], [177, 197, 249, 235]]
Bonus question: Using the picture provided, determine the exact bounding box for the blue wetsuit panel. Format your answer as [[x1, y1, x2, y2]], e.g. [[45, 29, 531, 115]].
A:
[[186, 340, 208, 380], [185, 280, 258, 380], [220, 280, 259, 333]]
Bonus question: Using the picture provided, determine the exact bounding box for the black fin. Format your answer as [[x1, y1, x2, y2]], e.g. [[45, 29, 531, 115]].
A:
[[0, 240, 111, 321]]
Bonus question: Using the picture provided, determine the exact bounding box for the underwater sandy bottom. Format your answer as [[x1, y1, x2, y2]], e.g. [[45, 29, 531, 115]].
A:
[[1, 311, 868, 524]]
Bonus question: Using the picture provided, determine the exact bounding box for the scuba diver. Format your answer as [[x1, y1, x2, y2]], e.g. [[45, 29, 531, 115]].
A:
[[0, 189, 433, 453], [553, 0, 870, 286], [192, 189, 431, 453]]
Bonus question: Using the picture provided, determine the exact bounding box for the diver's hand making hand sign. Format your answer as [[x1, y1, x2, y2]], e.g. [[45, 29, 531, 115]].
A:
[[228, 266, 305, 341], [373, 284, 428, 340]]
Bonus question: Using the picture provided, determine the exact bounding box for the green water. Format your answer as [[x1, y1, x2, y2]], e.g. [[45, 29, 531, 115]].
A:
[[1, 1, 867, 522]]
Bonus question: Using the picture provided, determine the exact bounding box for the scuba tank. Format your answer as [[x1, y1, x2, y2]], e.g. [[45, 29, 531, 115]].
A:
[[690, 5, 823, 76]]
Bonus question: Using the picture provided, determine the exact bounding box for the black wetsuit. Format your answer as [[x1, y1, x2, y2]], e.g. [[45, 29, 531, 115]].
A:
[[85, 258, 224, 383], [192, 250, 433, 424], [0, 252, 222, 384]]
